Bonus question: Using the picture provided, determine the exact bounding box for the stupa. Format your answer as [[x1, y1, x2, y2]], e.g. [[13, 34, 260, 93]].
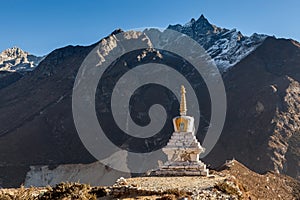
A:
[[151, 85, 209, 176]]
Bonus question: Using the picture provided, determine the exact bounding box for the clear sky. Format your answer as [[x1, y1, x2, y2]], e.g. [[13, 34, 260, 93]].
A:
[[1, 0, 300, 56]]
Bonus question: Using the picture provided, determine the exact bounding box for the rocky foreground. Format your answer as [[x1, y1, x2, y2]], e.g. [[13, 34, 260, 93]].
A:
[[0, 160, 299, 199]]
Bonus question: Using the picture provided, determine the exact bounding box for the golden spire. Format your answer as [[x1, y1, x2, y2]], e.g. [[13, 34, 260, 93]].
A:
[[180, 85, 187, 116]]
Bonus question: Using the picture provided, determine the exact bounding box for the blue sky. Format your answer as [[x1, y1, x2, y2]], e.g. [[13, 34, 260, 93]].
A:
[[1, 0, 300, 55]]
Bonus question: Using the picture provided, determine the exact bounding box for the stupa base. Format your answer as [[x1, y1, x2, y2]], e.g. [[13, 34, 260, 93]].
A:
[[147, 161, 209, 176]]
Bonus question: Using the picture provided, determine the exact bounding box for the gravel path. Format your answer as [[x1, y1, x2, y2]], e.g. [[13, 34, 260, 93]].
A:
[[126, 175, 225, 192]]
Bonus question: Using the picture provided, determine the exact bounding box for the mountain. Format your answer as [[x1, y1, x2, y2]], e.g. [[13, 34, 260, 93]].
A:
[[0, 16, 299, 188], [0, 44, 99, 187], [0, 47, 44, 72], [205, 37, 300, 181], [168, 15, 267, 70]]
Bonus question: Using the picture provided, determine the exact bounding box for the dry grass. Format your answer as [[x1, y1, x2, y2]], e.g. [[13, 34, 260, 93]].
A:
[[0, 182, 191, 200], [39, 182, 96, 200], [0, 185, 39, 200], [214, 181, 240, 198]]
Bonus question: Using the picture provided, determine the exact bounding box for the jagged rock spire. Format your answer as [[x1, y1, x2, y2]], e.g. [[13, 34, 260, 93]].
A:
[[180, 85, 187, 116]]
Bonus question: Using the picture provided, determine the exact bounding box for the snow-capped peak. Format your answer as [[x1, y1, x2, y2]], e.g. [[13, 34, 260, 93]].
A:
[[0, 47, 44, 72], [168, 15, 267, 71]]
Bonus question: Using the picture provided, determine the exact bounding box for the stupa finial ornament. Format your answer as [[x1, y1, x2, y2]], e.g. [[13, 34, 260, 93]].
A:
[[173, 85, 194, 133], [180, 85, 187, 116]]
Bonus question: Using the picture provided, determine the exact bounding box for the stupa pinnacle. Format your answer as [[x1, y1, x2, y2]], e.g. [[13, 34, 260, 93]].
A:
[[180, 85, 187, 116]]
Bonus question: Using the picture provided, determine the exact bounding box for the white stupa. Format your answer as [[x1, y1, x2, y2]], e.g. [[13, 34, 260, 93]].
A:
[[151, 85, 209, 176]]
